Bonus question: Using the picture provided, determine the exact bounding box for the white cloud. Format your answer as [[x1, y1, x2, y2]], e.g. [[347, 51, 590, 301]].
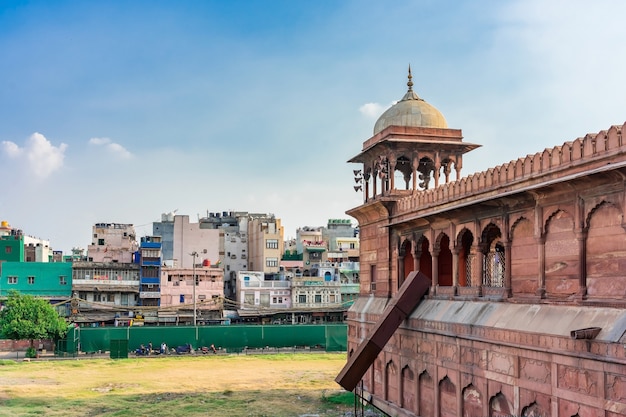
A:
[[359, 102, 385, 119], [1, 141, 22, 157], [1, 132, 67, 179], [89, 137, 133, 159], [88, 137, 110, 146]]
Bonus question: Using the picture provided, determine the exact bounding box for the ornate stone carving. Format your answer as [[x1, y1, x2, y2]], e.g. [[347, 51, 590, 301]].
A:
[[437, 342, 458, 363], [606, 373, 626, 401], [487, 352, 515, 376], [557, 365, 598, 396], [520, 358, 550, 384]]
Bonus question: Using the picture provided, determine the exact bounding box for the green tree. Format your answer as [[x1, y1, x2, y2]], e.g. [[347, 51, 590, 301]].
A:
[[0, 290, 69, 357]]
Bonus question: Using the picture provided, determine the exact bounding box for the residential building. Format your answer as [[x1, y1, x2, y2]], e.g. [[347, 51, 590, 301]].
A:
[[152, 214, 220, 269], [338, 71, 626, 416], [198, 211, 249, 299], [87, 223, 137, 263], [247, 214, 284, 277], [71, 261, 140, 324], [160, 264, 224, 324], [0, 262, 72, 302], [138, 236, 162, 307], [23, 237, 52, 262], [296, 226, 325, 272], [237, 270, 290, 322], [0, 226, 24, 262]]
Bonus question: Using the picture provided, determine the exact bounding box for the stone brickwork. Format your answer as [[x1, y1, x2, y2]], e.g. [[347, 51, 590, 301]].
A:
[[344, 90, 626, 417]]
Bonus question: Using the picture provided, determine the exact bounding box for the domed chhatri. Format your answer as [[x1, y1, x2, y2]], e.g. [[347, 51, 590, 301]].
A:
[[373, 66, 448, 135]]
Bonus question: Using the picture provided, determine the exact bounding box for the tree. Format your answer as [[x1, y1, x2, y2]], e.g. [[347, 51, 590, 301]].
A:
[[0, 290, 69, 357]]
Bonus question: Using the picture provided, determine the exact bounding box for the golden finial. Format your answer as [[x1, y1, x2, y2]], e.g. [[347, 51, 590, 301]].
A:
[[407, 64, 413, 91]]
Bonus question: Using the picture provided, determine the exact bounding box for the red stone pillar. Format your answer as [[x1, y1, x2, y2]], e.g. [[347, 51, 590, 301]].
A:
[[576, 230, 587, 299], [431, 247, 439, 295], [536, 235, 546, 298], [452, 246, 459, 294]]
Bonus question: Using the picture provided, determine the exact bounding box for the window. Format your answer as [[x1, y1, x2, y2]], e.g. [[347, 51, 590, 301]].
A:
[[5, 246, 11, 254], [315, 294, 322, 303], [98, 239, 105, 245], [370, 265, 377, 292], [28, 276, 35, 285], [266, 257, 278, 267], [179, 294, 185, 303], [59, 276, 67, 285], [95, 293, 114, 302], [266, 239, 278, 249], [8, 276, 17, 284], [350, 242, 356, 249], [298, 294, 306, 303]]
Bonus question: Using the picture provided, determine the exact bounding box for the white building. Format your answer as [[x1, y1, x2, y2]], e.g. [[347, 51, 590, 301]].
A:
[[237, 270, 291, 310]]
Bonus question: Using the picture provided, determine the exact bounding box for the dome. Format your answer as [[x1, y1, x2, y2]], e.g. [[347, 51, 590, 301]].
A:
[[373, 68, 447, 135]]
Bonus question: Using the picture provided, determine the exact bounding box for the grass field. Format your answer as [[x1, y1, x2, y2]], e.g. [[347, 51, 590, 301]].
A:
[[0, 353, 362, 417]]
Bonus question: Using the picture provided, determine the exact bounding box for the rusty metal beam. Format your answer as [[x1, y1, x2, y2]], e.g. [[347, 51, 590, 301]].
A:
[[335, 270, 430, 391]]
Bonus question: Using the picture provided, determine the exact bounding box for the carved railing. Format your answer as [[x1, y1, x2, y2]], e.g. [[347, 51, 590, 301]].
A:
[[396, 123, 625, 212]]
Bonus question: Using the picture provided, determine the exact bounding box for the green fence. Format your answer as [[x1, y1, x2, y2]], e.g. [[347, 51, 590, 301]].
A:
[[57, 324, 347, 355]]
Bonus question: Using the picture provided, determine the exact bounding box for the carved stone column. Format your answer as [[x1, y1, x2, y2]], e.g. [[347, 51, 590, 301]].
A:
[[389, 155, 396, 191], [451, 246, 459, 296], [412, 157, 418, 191], [504, 240, 512, 298], [431, 245, 440, 295]]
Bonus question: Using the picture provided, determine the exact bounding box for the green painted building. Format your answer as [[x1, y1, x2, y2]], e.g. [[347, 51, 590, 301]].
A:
[[0, 262, 72, 301], [0, 233, 25, 262]]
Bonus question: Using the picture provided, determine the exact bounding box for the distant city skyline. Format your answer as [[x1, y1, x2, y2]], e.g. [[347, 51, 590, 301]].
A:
[[1, 0, 626, 253]]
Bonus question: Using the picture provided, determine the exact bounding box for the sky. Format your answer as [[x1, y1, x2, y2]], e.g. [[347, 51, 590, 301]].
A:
[[1, 0, 626, 253]]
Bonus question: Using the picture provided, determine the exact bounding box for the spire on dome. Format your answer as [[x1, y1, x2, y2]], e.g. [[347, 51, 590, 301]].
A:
[[401, 64, 421, 102]]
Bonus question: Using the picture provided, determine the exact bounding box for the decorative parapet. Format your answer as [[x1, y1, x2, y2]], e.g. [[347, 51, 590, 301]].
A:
[[395, 123, 625, 214]]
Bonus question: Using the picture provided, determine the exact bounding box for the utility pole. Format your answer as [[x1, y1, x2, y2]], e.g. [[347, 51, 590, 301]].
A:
[[191, 251, 198, 326]]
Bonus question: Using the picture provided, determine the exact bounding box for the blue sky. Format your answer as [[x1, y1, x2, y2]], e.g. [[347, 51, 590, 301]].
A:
[[1, 0, 626, 253]]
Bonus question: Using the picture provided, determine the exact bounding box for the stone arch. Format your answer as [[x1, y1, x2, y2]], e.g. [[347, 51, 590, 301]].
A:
[[416, 235, 432, 281], [401, 365, 417, 412], [417, 156, 435, 190], [510, 217, 538, 296], [456, 228, 474, 287], [436, 232, 453, 286], [489, 392, 513, 416], [462, 383, 482, 417], [521, 401, 548, 417], [418, 370, 434, 417], [372, 358, 382, 395], [399, 237, 415, 288], [385, 360, 398, 403], [439, 376, 456, 417], [481, 223, 504, 287], [544, 209, 578, 298], [393, 155, 413, 190], [585, 201, 626, 299]]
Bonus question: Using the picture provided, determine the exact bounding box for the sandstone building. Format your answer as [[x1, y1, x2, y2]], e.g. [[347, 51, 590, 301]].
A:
[[338, 69, 626, 416]]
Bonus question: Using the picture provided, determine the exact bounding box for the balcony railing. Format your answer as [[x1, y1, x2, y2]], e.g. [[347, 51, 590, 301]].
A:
[[139, 291, 160, 298]]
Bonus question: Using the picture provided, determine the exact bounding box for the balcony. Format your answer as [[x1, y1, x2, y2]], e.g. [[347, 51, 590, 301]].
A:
[[140, 242, 161, 249], [73, 278, 139, 291], [139, 291, 160, 298], [291, 278, 340, 288], [303, 240, 326, 252]]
